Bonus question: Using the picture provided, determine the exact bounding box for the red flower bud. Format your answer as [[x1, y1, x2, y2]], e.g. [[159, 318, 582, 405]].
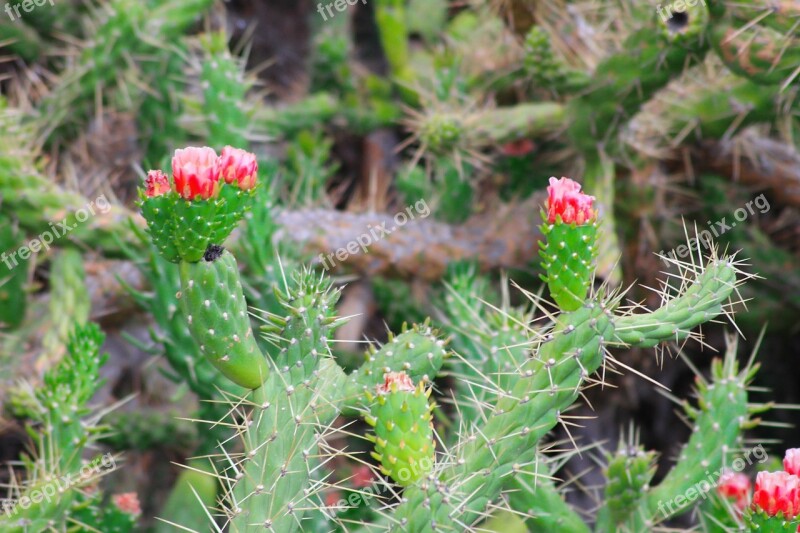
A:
[[219, 146, 258, 190], [112, 492, 141, 515], [144, 170, 170, 198], [753, 471, 800, 518], [377, 371, 415, 394], [785, 449, 800, 476], [172, 147, 222, 200], [718, 470, 751, 511], [546, 176, 596, 225]]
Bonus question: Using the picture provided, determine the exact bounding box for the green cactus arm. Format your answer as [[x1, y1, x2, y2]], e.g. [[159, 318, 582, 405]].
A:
[[0, 213, 29, 330], [341, 323, 448, 415], [594, 443, 657, 531], [635, 335, 760, 527], [154, 459, 219, 533], [41, 249, 90, 365], [178, 249, 269, 390], [612, 258, 737, 348], [227, 271, 342, 532]]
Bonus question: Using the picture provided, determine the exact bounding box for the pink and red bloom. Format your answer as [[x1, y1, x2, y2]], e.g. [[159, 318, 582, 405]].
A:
[[784, 449, 800, 476], [144, 170, 170, 198], [219, 146, 258, 190], [112, 492, 141, 515], [546, 177, 595, 225], [718, 471, 751, 511], [753, 471, 800, 518], [172, 146, 222, 200]]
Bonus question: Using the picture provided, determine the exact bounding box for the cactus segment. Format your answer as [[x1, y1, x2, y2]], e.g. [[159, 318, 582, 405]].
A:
[[346, 322, 447, 400], [230, 271, 342, 532], [540, 219, 599, 312], [365, 373, 436, 487], [612, 258, 736, 347], [641, 337, 757, 525], [711, 21, 800, 86], [595, 443, 657, 530], [178, 249, 268, 390]]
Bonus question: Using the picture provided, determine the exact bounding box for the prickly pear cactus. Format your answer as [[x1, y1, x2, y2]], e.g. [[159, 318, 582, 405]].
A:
[[135, 155, 761, 532]]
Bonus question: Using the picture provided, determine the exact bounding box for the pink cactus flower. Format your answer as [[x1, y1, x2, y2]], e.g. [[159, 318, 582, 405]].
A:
[[144, 170, 170, 198], [112, 492, 141, 515], [172, 147, 222, 200], [219, 146, 258, 190], [546, 176, 596, 225], [784, 449, 800, 476], [377, 372, 415, 394], [718, 471, 751, 511], [753, 471, 800, 518]]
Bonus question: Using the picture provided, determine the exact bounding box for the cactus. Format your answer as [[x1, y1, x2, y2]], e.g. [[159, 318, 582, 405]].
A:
[[2, 323, 119, 532], [136, 144, 758, 532]]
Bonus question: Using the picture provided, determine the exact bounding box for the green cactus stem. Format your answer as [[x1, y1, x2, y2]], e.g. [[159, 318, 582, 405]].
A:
[[177, 247, 268, 390], [228, 271, 342, 532], [633, 333, 761, 527], [612, 257, 737, 347], [595, 441, 657, 531], [365, 372, 436, 487]]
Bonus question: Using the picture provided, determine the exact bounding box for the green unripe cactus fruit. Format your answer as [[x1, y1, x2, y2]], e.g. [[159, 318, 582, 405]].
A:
[[178, 247, 268, 389], [365, 372, 435, 487], [540, 216, 599, 312], [745, 508, 800, 532]]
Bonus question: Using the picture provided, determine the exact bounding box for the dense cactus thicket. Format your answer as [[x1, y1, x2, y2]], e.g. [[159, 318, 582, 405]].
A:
[[0, 0, 799, 532]]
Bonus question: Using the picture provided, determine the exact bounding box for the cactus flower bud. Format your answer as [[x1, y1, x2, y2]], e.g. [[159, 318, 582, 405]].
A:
[[377, 371, 415, 394], [172, 146, 222, 200], [219, 146, 258, 190], [112, 492, 141, 515], [784, 449, 800, 476], [546, 176, 595, 225], [145, 170, 170, 197], [718, 471, 751, 510], [753, 471, 800, 518]]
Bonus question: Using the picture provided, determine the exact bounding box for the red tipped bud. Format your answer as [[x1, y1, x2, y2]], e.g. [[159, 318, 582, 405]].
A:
[[112, 492, 141, 515], [546, 176, 595, 225], [145, 170, 170, 198], [172, 146, 221, 200], [718, 471, 751, 511], [219, 146, 258, 190], [376, 371, 415, 394]]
